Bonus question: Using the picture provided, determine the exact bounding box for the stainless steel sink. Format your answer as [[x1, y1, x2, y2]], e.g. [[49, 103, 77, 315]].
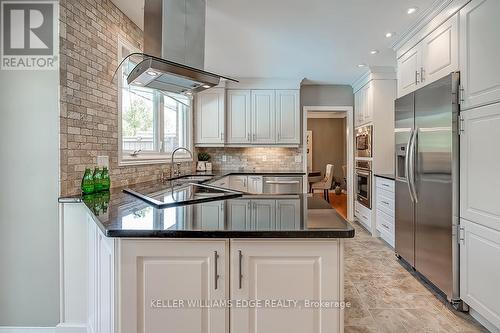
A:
[[171, 175, 214, 183]]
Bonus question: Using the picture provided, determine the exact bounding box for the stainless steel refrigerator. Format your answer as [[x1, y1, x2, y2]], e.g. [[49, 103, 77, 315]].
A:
[[395, 72, 461, 306]]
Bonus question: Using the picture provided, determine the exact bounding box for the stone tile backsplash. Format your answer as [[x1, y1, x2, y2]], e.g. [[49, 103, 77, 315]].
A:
[[197, 147, 304, 171]]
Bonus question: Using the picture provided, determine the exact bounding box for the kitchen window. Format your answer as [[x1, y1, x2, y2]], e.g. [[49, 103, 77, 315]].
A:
[[117, 39, 193, 165]]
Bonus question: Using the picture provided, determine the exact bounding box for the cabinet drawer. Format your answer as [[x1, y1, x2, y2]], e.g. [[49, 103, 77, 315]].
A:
[[376, 177, 395, 192], [376, 191, 395, 217], [376, 209, 394, 231], [355, 202, 372, 230]]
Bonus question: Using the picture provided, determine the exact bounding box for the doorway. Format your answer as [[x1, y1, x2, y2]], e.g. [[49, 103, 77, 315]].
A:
[[302, 106, 354, 221]]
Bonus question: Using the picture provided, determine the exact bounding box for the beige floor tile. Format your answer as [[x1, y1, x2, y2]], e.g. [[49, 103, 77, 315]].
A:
[[344, 220, 486, 333]]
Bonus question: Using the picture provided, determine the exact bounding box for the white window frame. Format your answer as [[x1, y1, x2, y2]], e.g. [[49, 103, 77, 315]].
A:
[[117, 38, 193, 166]]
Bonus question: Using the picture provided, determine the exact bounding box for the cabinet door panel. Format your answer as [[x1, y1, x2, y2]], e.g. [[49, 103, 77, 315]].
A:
[[229, 175, 248, 192], [227, 199, 252, 230], [276, 199, 301, 230], [247, 176, 263, 194], [194, 201, 225, 230], [276, 90, 300, 144], [460, 0, 500, 109], [460, 103, 500, 231], [251, 90, 276, 143], [397, 47, 420, 97], [195, 89, 225, 145], [120, 240, 227, 333], [230, 240, 342, 333], [251, 199, 276, 230], [421, 14, 458, 86], [227, 90, 251, 143], [460, 219, 500, 329]]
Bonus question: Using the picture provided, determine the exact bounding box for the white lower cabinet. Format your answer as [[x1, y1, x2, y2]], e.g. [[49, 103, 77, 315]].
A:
[[460, 219, 500, 329], [276, 199, 301, 230], [120, 240, 228, 333], [251, 199, 276, 230], [193, 201, 225, 230], [355, 201, 372, 233], [230, 240, 343, 333], [375, 177, 395, 247]]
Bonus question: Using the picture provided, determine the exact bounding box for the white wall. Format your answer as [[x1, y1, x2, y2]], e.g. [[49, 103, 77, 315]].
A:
[[0, 68, 60, 326]]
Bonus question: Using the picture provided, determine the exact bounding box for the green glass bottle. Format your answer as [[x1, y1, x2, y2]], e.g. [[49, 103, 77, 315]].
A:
[[101, 167, 110, 191], [93, 167, 104, 192], [81, 168, 95, 194]]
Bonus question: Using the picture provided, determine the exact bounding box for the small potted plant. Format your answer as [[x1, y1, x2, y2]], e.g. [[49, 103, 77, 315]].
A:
[[197, 152, 211, 171]]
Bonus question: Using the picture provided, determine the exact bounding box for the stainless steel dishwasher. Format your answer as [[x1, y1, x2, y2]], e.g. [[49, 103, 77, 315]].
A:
[[262, 176, 303, 194]]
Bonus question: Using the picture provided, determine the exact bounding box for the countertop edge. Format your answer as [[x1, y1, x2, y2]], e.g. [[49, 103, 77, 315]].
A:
[[374, 174, 395, 181]]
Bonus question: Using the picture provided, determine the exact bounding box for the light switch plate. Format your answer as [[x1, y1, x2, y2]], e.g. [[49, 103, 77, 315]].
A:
[[97, 155, 109, 169], [262, 155, 267, 161], [222, 155, 227, 162], [295, 155, 302, 163]]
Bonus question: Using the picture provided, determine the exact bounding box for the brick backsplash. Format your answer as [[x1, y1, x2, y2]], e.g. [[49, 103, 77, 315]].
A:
[[59, 0, 193, 196], [197, 147, 304, 171]]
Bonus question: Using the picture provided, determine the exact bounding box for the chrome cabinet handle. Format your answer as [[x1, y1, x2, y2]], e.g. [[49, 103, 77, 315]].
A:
[[265, 181, 300, 184], [247, 132, 250, 141], [382, 184, 390, 187], [214, 251, 219, 290], [278, 132, 280, 140], [420, 67, 425, 82], [238, 250, 243, 289], [382, 223, 390, 230], [253, 134, 256, 141], [381, 201, 390, 205], [415, 70, 420, 84]]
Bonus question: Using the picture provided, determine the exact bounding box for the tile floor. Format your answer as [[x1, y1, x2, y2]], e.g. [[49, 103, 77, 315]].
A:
[[344, 221, 488, 333]]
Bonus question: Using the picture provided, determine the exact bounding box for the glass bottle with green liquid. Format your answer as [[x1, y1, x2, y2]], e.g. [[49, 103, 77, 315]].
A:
[[93, 167, 104, 192], [81, 168, 95, 194]]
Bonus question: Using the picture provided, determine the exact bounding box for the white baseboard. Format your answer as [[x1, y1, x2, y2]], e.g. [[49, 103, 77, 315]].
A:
[[470, 308, 500, 333], [0, 328, 55, 333], [54, 324, 88, 333]]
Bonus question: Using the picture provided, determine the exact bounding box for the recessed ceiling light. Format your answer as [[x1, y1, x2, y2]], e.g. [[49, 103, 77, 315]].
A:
[[146, 71, 158, 76], [407, 7, 418, 14], [357, 64, 367, 68], [385, 32, 394, 38], [370, 50, 379, 55], [202, 84, 211, 88]]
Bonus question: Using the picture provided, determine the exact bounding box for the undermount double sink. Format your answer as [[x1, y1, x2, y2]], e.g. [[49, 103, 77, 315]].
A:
[[123, 174, 242, 209]]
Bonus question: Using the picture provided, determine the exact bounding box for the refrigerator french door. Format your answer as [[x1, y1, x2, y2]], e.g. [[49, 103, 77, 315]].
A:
[[395, 73, 460, 304]]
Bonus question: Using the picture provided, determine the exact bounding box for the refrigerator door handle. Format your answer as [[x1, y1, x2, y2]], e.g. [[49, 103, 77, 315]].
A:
[[405, 129, 415, 203], [409, 128, 418, 203]]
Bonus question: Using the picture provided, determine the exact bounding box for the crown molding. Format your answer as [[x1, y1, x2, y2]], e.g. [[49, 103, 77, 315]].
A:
[[351, 66, 396, 92], [390, 0, 455, 51]]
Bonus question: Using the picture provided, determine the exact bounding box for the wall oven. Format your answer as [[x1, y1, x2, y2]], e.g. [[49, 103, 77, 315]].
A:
[[355, 125, 373, 158], [355, 160, 372, 209]]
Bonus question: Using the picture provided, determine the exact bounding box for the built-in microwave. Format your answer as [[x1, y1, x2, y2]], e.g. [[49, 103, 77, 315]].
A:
[[355, 125, 373, 158]]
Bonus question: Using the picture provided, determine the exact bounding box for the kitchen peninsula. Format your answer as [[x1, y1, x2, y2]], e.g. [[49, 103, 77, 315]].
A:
[[58, 172, 354, 333]]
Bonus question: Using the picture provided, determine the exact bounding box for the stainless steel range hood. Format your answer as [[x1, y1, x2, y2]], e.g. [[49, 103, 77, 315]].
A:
[[127, 0, 237, 94]]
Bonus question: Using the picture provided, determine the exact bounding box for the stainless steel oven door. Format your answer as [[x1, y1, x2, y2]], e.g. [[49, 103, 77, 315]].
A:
[[355, 168, 372, 208], [355, 125, 373, 158]]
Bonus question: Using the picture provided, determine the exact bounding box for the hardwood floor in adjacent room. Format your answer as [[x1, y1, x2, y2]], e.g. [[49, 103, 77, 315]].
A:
[[313, 191, 348, 219]]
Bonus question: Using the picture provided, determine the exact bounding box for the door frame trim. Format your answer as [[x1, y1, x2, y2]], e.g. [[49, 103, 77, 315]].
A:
[[302, 105, 354, 221]]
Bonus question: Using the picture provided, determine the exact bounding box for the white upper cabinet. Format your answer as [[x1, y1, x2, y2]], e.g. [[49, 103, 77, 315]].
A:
[[354, 81, 374, 127], [460, 102, 500, 232], [460, 0, 500, 109], [195, 88, 225, 145], [229, 175, 248, 192], [396, 14, 458, 97], [227, 89, 252, 144], [251, 90, 276, 144], [247, 175, 263, 194], [420, 14, 459, 86], [276, 90, 300, 144], [230, 240, 342, 333], [397, 47, 421, 98]]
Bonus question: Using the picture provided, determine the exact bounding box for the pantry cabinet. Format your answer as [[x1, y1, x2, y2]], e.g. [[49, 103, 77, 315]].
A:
[[195, 88, 225, 146], [230, 240, 342, 333], [459, 0, 500, 109], [396, 14, 459, 97], [227, 89, 252, 143], [460, 102, 500, 232], [120, 240, 228, 333], [354, 81, 373, 127], [460, 219, 500, 329]]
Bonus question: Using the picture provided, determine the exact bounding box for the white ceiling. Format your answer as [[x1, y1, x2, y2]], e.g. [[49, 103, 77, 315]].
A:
[[112, 0, 437, 85]]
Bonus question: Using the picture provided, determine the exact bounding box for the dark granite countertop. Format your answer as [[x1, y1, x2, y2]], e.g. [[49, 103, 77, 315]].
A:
[[59, 170, 354, 239], [374, 173, 395, 181]]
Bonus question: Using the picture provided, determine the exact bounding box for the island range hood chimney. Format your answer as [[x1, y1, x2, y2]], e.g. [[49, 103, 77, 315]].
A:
[[127, 0, 237, 94]]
